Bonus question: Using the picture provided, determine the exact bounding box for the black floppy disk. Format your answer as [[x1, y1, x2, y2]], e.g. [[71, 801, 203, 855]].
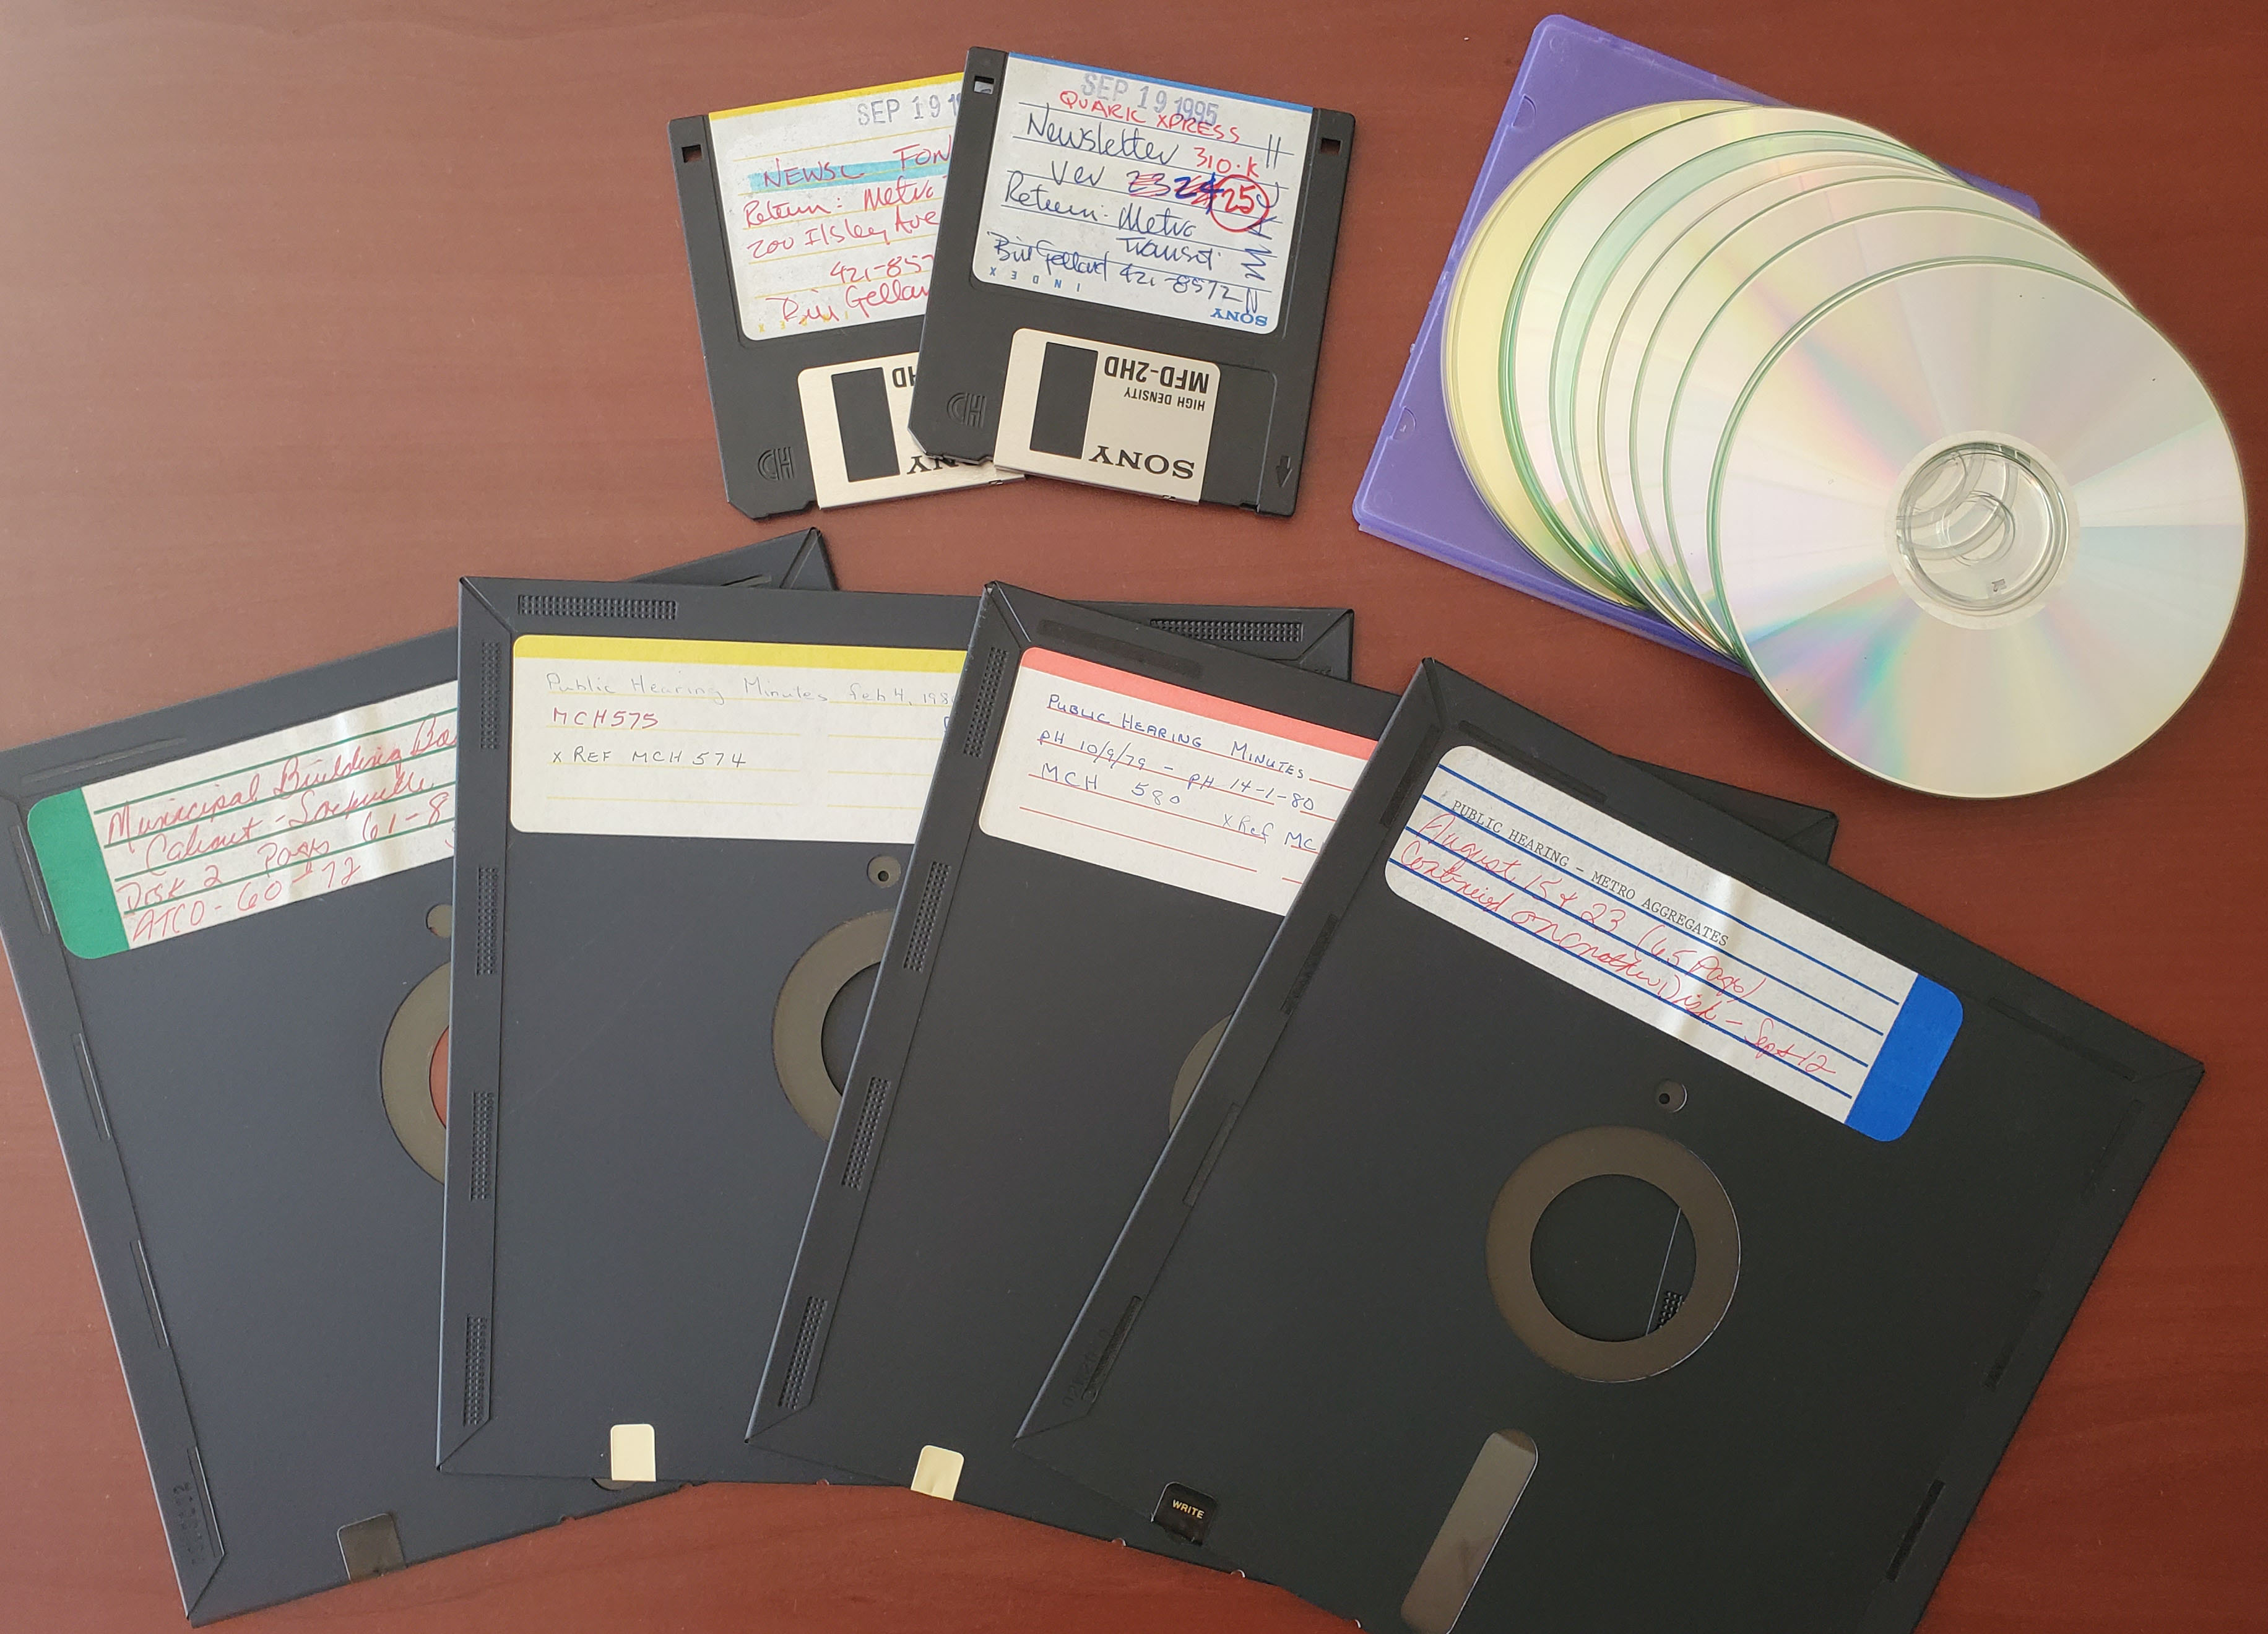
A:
[[749, 589, 1843, 1553], [0, 532, 832, 1623], [1020, 662, 2196, 1634], [436, 581, 1358, 1484], [907, 51, 1352, 512], [673, 73, 1018, 517]]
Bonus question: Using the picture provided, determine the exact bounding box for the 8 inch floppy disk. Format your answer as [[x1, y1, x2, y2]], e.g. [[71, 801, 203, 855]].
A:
[[1020, 662, 2196, 1634], [750, 589, 1842, 1554], [0, 532, 832, 1623], [437, 581, 1357, 1484]]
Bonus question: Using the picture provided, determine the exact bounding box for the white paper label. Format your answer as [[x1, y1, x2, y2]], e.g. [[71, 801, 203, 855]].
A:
[[28, 684, 458, 958], [709, 75, 961, 340], [971, 54, 1312, 334], [797, 353, 1018, 507], [976, 647, 1372, 914], [509, 636, 964, 844], [1384, 746, 1960, 1141], [994, 329, 1216, 501]]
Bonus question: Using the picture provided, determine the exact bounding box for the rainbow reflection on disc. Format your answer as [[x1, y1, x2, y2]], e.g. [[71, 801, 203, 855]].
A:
[[1713, 262, 2244, 797]]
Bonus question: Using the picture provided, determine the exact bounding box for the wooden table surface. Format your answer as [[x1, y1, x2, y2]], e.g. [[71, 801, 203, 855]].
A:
[[2, 1, 2261, 1628]]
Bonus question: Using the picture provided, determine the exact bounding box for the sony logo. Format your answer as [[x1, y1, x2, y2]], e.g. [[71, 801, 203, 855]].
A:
[[1088, 445, 1197, 481], [907, 451, 980, 475]]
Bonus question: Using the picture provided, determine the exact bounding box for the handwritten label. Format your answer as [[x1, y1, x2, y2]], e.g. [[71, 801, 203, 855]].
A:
[[976, 647, 1372, 914], [27, 685, 458, 959], [710, 74, 961, 340], [797, 352, 1017, 507], [995, 330, 1216, 501], [972, 54, 1313, 334], [509, 636, 964, 844], [1385, 746, 1959, 1140]]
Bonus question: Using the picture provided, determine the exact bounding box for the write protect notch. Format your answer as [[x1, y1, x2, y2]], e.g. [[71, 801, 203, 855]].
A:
[[335, 1513, 406, 1583]]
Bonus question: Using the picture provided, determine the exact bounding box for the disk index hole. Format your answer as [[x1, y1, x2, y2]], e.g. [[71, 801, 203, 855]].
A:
[[680, 143, 703, 163]]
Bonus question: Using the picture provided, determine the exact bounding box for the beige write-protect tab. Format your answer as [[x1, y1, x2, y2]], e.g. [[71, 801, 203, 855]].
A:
[[608, 1424, 657, 1483], [993, 329, 1216, 500], [911, 1445, 964, 1500]]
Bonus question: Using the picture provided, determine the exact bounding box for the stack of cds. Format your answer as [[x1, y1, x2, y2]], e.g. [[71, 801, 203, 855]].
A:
[[1442, 101, 2246, 798]]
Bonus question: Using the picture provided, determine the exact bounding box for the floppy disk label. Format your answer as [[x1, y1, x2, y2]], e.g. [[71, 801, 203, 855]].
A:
[[709, 74, 961, 340], [971, 54, 1313, 333], [977, 646, 1373, 914], [25, 683, 458, 959], [509, 636, 964, 844], [994, 330, 1216, 500], [1385, 746, 1960, 1140], [797, 353, 1017, 506]]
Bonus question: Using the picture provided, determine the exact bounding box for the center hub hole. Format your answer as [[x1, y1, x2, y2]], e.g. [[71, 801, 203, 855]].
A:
[[1529, 1174, 1695, 1344], [819, 963, 880, 1093]]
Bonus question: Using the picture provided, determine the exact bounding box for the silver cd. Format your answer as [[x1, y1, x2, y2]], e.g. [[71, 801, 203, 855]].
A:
[[1580, 159, 1937, 645], [1638, 186, 2114, 649], [1442, 102, 1729, 607], [1569, 149, 1941, 639], [1713, 262, 2244, 797], [1502, 105, 1931, 594]]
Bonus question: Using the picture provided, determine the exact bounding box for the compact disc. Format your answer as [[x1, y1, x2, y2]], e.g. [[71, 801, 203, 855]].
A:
[[1635, 184, 2111, 648], [1442, 100, 1736, 607], [1558, 150, 1939, 638], [1594, 166, 1957, 643], [1502, 106, 1931, 592], [1713, 262, 2244, 797]]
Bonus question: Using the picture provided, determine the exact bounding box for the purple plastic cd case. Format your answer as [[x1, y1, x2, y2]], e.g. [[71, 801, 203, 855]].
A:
[[1351, 14, 2039, 666]]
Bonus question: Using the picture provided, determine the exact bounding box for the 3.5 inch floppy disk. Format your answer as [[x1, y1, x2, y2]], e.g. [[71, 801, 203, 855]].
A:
[[673, 75, 1016, 516], [907, 51, 1353, 511], [0, 532, 831, 1623]]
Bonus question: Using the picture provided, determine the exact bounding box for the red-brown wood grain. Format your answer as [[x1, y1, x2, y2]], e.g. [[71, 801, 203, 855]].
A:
[[1, 2, 2261, 1628]]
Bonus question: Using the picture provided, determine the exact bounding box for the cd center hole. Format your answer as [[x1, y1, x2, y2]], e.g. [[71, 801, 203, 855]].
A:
[[1892, 440, 2067, 618]]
